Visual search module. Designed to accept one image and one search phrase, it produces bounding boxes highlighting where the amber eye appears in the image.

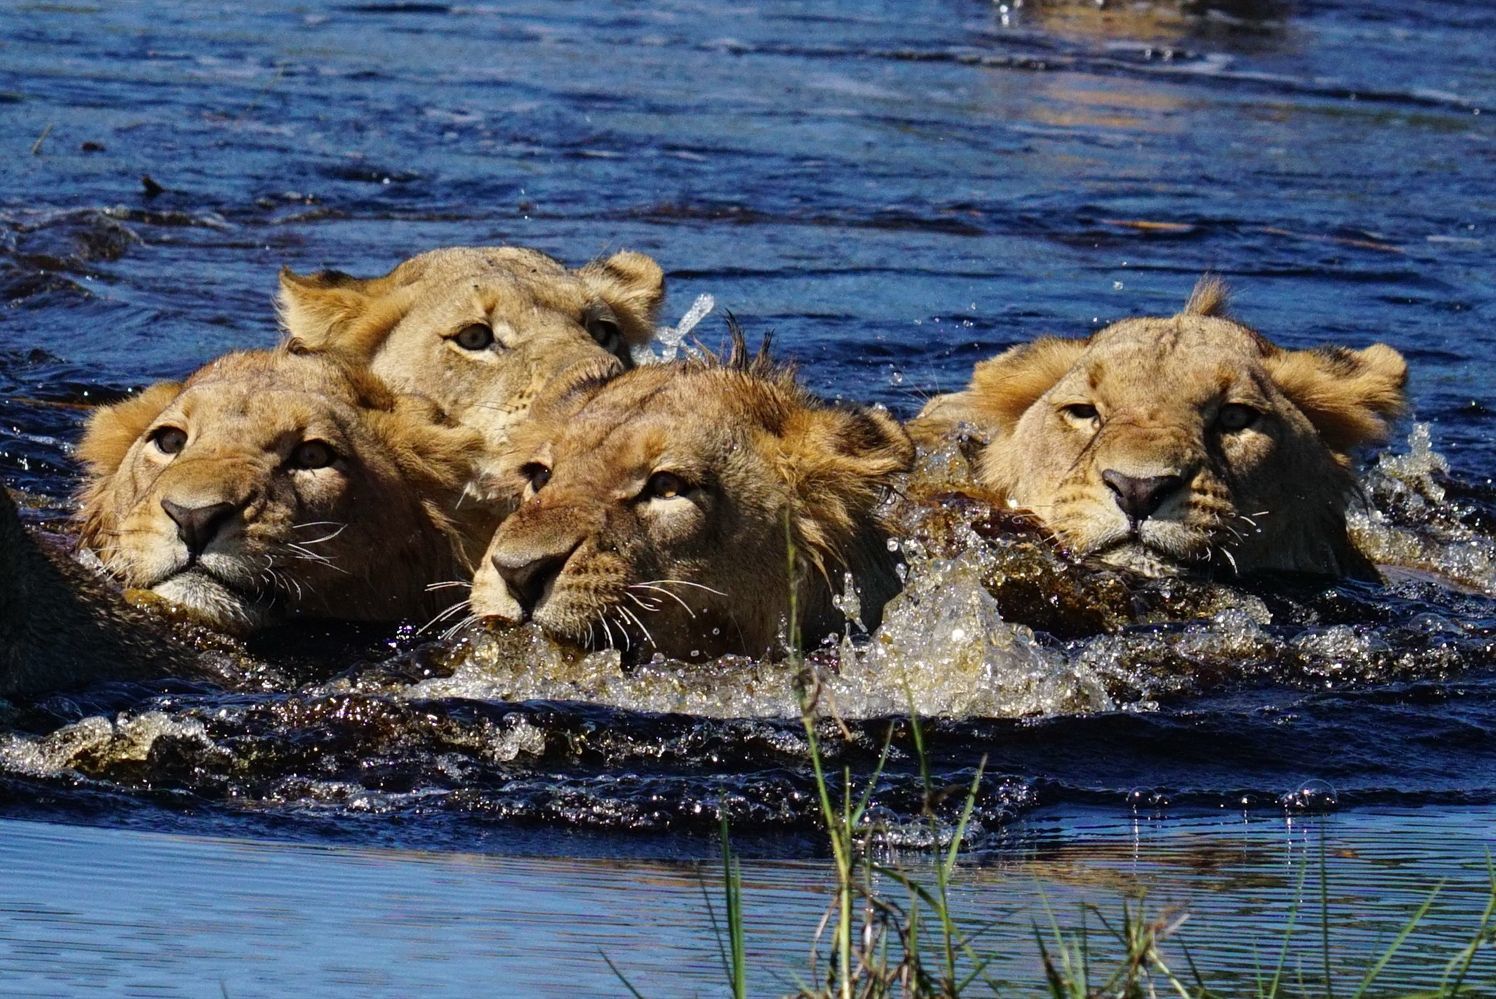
[645,471,686,500]
[454,323,495,351]
[521,462,551,492]
[290,440,337,470]
[586,313,623,352]
[150,426,188,456]
[1217,403,1260,432]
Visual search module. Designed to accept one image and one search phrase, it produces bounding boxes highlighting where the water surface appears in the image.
[1,0,1493,992]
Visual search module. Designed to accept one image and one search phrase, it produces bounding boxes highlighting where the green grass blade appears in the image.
[1349,881,1443,999]
[600,949,647,998]
[1266,859,1310,999]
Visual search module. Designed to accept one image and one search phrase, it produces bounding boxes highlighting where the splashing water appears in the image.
[1350,424,1496,594]
[635,293,716,364]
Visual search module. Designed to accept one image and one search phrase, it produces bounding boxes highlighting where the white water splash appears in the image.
[634,292,715,364]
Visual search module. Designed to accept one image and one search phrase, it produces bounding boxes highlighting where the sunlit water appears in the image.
[1,0,1493,992]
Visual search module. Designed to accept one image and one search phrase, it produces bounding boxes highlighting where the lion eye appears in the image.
[454,323,495,351]
[1217,403,1260,432]
[150,426,188,456]
[645,471,686,500]
[291,440,337,470]
[586,313,623,353]
[521,462,551,492]
[1060,403,1100,427]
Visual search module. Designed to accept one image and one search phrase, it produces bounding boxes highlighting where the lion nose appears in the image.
[1100,470,1184,526]
[491,543,578,617]
[160,498,237,557]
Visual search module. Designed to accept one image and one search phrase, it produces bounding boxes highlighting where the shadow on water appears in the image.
[2,0,1494,991]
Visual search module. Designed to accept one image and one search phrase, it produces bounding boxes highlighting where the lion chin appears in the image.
[1088,541,1193,578]
[146,569,276,634]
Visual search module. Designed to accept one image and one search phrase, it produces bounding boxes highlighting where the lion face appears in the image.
[76,349,486,632]
[912,279,1406,577]
[468,347,914,659]
[277,246,666,473]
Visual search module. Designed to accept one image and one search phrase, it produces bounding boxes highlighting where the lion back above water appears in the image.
[76,346,489,632]
[911,278,1407,578]
[468,337,916,659]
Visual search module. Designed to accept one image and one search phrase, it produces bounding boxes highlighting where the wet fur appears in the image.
[469,327,915,658]
[75,347,489,631]
[910,277,1407,578]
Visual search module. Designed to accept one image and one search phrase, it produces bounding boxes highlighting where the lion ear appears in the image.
[1266,343,1407,455]
[76,381,184,478]
[912,337,1087,445]
[276,263,415,355]
[779,404,914,568]
[577,250,666,347]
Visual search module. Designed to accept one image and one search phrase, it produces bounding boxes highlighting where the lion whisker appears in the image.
[625,592,662,615]
[419,598,472,635]
[295,525,348,547]
[441,613,478,643]
[618,605,656,649]
[425,579,472,592]
[646,578,728,598]
[629,583,693,617]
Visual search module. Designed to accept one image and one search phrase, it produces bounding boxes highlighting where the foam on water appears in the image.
[1350,425,1496,595]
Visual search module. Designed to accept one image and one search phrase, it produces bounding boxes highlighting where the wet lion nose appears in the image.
[1100,470,1184,525]
[160,498,237,556]
[491,544,576,616]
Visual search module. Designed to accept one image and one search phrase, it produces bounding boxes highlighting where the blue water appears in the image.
[2,0,1494,992]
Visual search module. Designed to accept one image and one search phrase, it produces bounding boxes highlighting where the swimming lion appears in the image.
[467,336,915,659]
[911,278,1407,578]
[76,346,489,633]
[277,245,666,475]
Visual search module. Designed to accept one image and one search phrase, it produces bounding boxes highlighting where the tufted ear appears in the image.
[1181,274,1231,317]
[276,262,416,356]
[577,250,666,347]
[1266,343,1407,457]
[76,381,183,480]
[777,403,914,573]
[910,337,1088,446]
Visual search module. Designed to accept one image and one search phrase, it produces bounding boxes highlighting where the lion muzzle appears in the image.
[159,497,239,557]
[1099,469,1185,527]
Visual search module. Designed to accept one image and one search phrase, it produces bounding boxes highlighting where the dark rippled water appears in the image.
[2,0,1494,991]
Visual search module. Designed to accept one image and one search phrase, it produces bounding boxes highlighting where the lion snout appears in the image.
[1099,469,1185,527]
[489,537,582,619]
[160,497,240,558]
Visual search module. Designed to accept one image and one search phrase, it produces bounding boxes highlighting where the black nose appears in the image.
[1100,470,1184,525]
[492,547,573,616]
[160,499,237,556]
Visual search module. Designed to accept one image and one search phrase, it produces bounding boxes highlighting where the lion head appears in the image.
[76,347,488,632]
[467,338,915,659]
[277,245,666,474]
[911,278,1407,578]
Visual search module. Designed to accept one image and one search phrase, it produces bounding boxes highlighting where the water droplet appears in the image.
[1127,787,1170,810]
[1280,779,1338,812]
